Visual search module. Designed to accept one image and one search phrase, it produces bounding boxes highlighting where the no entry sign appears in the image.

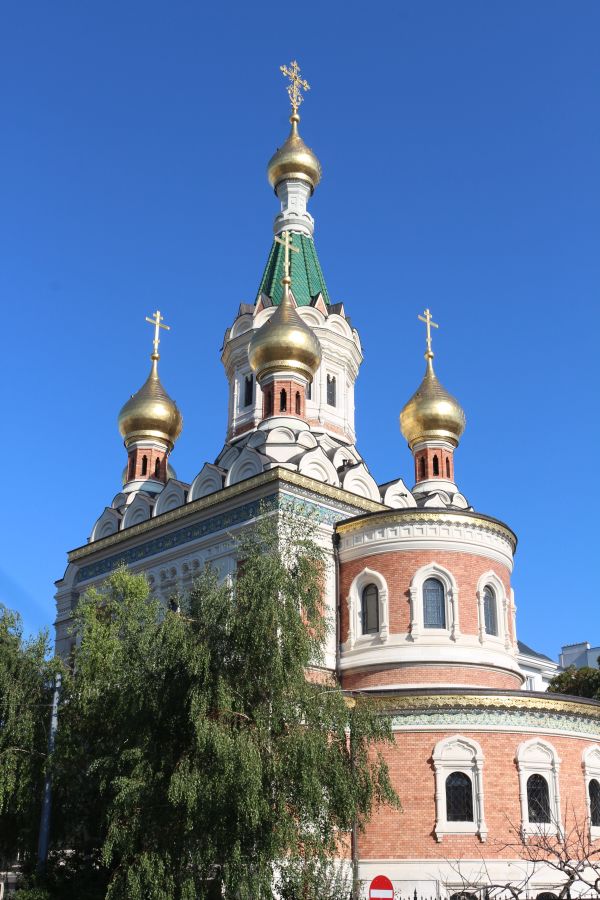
[369,874,394,899]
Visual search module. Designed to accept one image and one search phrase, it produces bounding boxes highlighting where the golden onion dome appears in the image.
[400,357,466,450]
[118,357,183,450]
[267,115,322,194]
[248,283,321,383]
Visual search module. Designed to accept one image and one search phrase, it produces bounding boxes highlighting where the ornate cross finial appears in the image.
[280,60,310,117]
[145,309,170,359]
[274,230,300,286]
[418,308,438,359]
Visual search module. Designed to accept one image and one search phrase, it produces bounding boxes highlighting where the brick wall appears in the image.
[359,729,596,860]
[343,666,520,690]
[340,550,512,641]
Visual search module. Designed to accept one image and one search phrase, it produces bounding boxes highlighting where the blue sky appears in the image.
[1,2,599,657]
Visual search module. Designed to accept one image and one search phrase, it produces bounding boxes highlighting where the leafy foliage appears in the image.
[48,512,399,898]
[0,605,58,870]
[276,856,352,900]
[548,665,600,700]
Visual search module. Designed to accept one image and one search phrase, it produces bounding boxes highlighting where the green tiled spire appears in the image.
[257,233,330,306]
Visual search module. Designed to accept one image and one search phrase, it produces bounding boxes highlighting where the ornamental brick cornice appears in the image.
[336,508,517,553]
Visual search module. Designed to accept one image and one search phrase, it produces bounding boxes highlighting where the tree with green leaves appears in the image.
[548,664,600,701]
[0,606,58,873]
[43,512,399,899]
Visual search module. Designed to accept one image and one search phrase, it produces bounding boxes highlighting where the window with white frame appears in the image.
[345,568,389,650]
[326,374,336,406]
[361,583,379,635]
[424,577,446,629]
[446,771,474,821]
[582,746,600,839]
[476,571,510,648]
[409,564,460,641]
[590,780,600,828]
[483,586,498,636]
[527,773,551,823]
[243,374,253,407]
[432,736,487,842]
[516,739,562,836]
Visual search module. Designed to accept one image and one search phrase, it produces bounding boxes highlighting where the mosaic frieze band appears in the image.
[69,467,384,563]
[391,706,600,738]
[74,492,349,585]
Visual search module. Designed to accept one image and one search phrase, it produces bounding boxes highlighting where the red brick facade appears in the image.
[343,666,521,690]
[126,446,168,483]
[358,727,599,859]
[414,445,455,483]
[261,377,306,420]
[340,550,512,641]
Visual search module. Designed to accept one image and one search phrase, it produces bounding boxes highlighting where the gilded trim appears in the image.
[69,467,386,563]
[364,691,600,719]
[336,509,517,551]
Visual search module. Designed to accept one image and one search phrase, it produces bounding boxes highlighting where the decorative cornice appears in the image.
[336,508,517,553]
[359,690,600,720]
[67,467,386,565]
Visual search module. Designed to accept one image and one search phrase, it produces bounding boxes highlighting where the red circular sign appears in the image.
[369,875,394,899]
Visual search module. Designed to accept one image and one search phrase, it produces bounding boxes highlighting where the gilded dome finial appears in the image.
[418,307,438,366]
[145,309,170,361]
[274,227,299,288]
[280,59,310,120]
[267,60,322,194]
[118,311,183,450]
[399,310,466,450]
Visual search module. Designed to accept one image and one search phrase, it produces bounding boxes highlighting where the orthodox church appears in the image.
[55,64,600,896]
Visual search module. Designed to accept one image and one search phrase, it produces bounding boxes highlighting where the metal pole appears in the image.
[37,673,61,872]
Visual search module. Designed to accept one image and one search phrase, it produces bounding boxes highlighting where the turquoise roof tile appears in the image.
[257,233,330,306]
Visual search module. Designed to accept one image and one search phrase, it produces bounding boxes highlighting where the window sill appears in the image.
[435,822,487,842]
[521,822,561,838]
[355,632,386,646]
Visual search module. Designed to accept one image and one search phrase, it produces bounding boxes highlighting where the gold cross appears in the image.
[145,309,170,357]
[280,60,310,116]
[274,230,299,285]
[418,308,438,357]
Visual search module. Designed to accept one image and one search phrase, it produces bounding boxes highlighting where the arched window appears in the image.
[423,577,446,629]
[483,586,498,636]
[244,374,253,407]
[589,778,600,827]
[128,456,135,480]
[266,390,273,417]
[141,455,148,476]
[295,391,301,415]
[433,455,440,476]
[446,457,451,478]
[306,381,312,400]
[418,456,426,479]
[432,736,486,840]
[527,773,551,823]
[154,457,161,478]
[326,374,336,406]
[361,584,379,635]
[445,772,473,822]
[280,389,287,412]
